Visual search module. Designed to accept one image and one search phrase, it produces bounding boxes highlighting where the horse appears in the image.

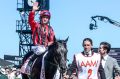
[22,37,69,79]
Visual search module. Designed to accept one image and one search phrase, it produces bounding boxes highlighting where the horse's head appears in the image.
[53,37,69,73]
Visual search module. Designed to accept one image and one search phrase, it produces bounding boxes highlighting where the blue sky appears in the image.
[0,0,120,63]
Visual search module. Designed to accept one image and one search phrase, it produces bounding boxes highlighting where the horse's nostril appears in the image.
[60,67,66,73]
[63,69,66,73]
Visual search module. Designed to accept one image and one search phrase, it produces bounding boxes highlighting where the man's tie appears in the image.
[86,52,89,56]
[101,56,105,60]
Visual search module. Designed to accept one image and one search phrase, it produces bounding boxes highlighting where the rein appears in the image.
[45,60,58,67]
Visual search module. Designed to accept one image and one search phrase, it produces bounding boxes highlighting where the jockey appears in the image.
[28,2,55,66]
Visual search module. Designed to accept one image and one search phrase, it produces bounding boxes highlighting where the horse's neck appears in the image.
[44,49,59,78]
[45,53,58,79]
[45,49,57,64]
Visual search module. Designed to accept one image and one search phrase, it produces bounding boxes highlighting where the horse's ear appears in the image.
[65,36,69,43]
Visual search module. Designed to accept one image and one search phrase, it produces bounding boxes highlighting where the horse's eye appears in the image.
[63,43,67,48]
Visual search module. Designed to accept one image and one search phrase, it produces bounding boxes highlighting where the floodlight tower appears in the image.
[16,0,49,57]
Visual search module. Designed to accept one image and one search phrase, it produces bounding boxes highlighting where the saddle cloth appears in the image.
[20,56,31,75]
[20,45,46,75]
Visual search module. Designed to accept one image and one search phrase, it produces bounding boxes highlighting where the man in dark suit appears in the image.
[98,42,120,79]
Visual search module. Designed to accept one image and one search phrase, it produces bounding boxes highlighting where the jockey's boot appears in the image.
[28,54,38,67]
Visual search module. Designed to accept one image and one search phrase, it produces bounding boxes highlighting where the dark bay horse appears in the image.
[22,37,68,79]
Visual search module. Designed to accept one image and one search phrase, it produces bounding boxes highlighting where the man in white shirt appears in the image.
[98,42,120,79]
[101,54,108,68]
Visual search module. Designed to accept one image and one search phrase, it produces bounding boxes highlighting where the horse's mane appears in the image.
[48,39,63,51]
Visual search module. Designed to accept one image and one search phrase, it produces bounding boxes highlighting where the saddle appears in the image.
[20,49,47,75]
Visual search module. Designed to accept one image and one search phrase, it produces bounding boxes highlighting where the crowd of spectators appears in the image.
[0,65,22,79]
